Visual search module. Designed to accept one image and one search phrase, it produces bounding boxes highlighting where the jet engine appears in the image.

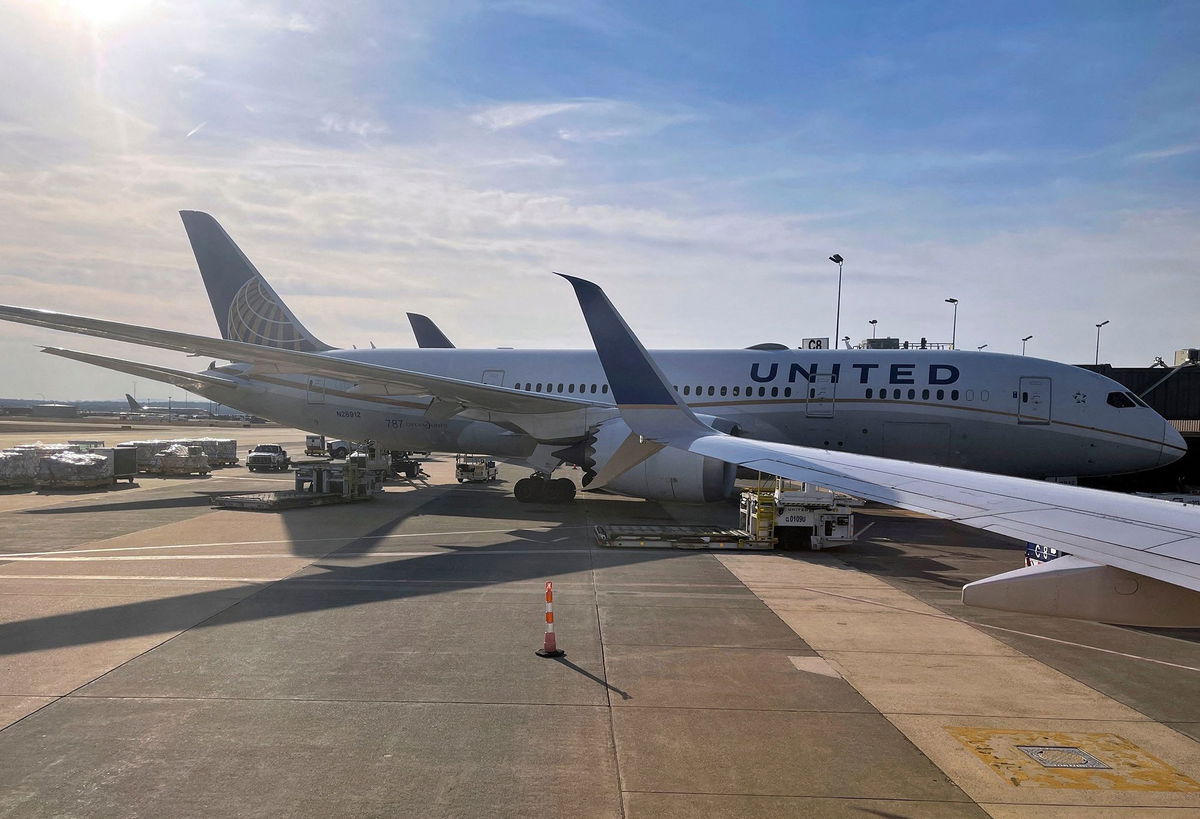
[554,417,737,503]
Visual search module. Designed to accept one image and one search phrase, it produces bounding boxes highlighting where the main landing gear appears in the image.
[514,474,577,504]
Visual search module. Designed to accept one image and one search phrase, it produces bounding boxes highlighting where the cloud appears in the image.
[471,102,586,131]
[170,64,205,81]
[1131,143,1200,162]
[319,114,388,137]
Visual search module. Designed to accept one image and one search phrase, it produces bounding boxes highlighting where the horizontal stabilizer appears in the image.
[42,348,240,394]
[963,556,1200,627]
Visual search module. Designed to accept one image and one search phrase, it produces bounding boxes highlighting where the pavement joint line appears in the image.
[771,582,1200,673]
[588,515,628,817]
[0,525,591,556]
[620,789,979,804]
[64,694,618,709]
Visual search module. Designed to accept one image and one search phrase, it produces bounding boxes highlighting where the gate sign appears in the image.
[801,337,829,350]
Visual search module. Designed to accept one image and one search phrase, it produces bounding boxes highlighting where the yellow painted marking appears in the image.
[947,727,1200,792]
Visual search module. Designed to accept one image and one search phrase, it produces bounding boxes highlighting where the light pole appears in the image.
[1095,320,1109,365]
[868,319,877,339]
[944,298,958,349]
[1021,335,1033,356]
[977,344,988,351]
[829,254,844,347]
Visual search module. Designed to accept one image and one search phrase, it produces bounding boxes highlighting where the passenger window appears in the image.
[936,389,944,400]
[536,383,542,391]
[921,389,929,400]
[907,389,915,399]
[733,386,740,396]
[602,385,608,394]
[784,387,792,397]
[966,389,974,401]
[981,389,989,401]
[893,389,901,399]
[1107,391,1136,408]
[951,390,959,400]
[759,387,766,397]
[568,384,574,393]
[866,388,873,399]
[771,387,779,397]
[683,386,690,396]
[708,386,715,396]
[720,386,727,396]
[809,388,815,398]
[590,384,597,393]
[557,384,564,393]
[1022,391,1028,402]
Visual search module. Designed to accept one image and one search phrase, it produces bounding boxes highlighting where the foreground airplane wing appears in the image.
[0,305,605,415]
[560,274,1200,627]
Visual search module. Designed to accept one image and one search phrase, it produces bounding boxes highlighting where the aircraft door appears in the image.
[1017,377,1051,424]
[806,374,836,418]
[306,377,325,404]
[481,369,505,387]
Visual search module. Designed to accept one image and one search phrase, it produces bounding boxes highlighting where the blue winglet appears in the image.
[556,273,680,407]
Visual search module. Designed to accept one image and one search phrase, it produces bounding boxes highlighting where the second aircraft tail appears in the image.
[180,211,332,352]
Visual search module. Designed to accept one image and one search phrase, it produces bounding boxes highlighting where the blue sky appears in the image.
[0,0,1197,399]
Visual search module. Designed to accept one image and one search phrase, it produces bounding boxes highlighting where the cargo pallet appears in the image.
[210,490,366,511]
[594,524,773,550]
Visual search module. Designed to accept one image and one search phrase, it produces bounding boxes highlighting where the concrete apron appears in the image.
[719,553,1200,814]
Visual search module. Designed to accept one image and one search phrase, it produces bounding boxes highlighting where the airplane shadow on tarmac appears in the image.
[0,483,712,658]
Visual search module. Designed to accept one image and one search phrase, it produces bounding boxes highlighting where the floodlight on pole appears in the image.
[868,319,877,339]
[1095,320,1110,365]
[829,254,844,346]
[1021,335,1033,356]
[945,298,958,349]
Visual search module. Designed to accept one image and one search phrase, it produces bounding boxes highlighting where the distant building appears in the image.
[30,403,79,418]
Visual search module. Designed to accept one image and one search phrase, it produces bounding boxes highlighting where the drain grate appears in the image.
[1016,745,1110,770]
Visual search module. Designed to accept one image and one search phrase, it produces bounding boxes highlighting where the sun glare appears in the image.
[57,0,152,26]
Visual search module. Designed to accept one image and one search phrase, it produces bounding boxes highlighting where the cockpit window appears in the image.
[1107,391,1136,408]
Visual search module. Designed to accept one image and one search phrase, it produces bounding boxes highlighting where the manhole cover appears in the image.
[1017,745,1110,769]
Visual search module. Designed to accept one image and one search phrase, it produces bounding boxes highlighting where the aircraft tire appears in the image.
[514,477,545,503]
[549,478,576,503]
[332,447,348,459]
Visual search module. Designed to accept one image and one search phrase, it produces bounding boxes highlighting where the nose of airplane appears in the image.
[1160,421,1188,467]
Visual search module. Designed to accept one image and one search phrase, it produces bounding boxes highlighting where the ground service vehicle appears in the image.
[455,455,497,483]
[305,435,327,456]
[247,444,290,472]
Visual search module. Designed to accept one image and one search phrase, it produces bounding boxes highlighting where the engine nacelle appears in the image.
[556,417,736,503]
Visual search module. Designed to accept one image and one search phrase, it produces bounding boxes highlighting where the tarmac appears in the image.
[0,421,1197,817]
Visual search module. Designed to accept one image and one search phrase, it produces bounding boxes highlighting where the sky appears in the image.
[0,0,1197,400]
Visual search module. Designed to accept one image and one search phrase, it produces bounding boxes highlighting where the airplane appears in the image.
[124,393,212,419]
[171,211,1182,497]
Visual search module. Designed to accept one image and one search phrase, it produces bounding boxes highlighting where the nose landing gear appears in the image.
[514,474,577,504]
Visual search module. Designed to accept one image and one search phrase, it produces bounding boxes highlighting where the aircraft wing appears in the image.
[0,305,605,415]
[560,274,1200,626]
[42,347,243,394]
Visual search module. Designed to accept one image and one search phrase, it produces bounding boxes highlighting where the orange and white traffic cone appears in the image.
[536,580,565,658]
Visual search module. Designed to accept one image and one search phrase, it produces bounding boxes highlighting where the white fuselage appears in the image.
[197,348,1184,479]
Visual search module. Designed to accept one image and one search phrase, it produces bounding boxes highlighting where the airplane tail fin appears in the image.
[179,211,333,352]
[125,393,143,411]
[407,313,456,348]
